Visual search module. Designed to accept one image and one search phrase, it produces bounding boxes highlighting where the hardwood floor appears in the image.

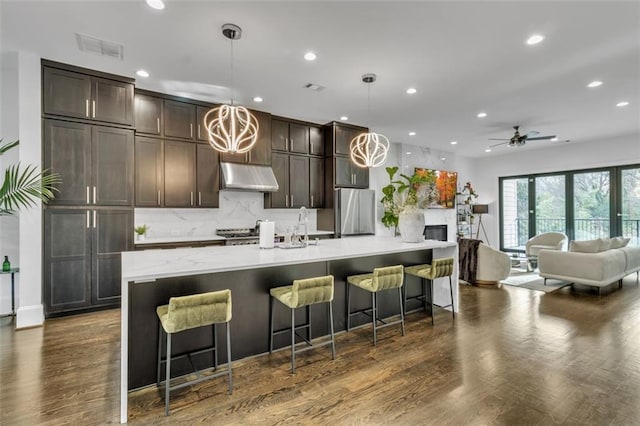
[2,275,640,425]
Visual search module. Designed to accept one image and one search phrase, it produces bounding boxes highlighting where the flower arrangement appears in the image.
[381,166,439,229]
[459,181,479,204]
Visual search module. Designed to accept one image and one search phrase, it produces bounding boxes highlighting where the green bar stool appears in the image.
[156,289,233,416]
[269,275,336,373]
[404,257,455,325]
[346,265,405,346]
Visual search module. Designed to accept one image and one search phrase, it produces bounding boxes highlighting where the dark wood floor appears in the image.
[2,275,640,425]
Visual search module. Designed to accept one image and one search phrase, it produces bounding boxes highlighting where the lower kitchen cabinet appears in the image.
[44,208,133,316]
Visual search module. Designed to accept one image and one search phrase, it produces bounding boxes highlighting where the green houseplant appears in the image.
[0,139,60,215]
[381,166,439,233]
[134,224,150,240]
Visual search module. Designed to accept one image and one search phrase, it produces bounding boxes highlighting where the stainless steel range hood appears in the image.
[220,162,279,192]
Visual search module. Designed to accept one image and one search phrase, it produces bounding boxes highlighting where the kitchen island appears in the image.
[119,236,457,423]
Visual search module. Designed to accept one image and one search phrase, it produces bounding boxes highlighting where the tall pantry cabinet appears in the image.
[42,60,134,316]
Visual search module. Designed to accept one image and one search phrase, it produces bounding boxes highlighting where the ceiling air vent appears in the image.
[75,33,124,60]
[304,83,326,92]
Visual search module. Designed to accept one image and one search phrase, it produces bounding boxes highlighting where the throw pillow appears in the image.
[609,236,631,249]
[569,238,611,253]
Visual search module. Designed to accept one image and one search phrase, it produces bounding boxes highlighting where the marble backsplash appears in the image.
[135,190,318,238]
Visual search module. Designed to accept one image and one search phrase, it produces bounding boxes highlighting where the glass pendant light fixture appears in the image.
[204,23,259,154]
[349,73,389,168]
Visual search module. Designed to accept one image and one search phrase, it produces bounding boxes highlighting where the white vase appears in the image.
[398,210,425,243]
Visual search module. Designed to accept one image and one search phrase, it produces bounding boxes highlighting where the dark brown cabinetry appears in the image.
[309,157,324,208]
[271,118,310,154]
[134,136,163,207]
[196,144,220,207]
[164,99,196,140]
[220,110,272,165]
[334,125,364,156]
[164,140,196,207]
[266,153,310,208]
[44,119,134,206]
[43,64,134,126]
[325,122,369,189]
[196,106,213,143]
[44,208,133,314]
[309,126,324,156]
[335,156,369,188]
[134,94,162,135]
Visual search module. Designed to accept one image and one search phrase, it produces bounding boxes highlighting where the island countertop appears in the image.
[122,236,456,283]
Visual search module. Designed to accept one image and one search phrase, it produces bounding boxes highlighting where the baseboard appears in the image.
[16,304,44,329]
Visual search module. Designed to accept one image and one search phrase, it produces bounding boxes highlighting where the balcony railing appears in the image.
[503,218,640,249]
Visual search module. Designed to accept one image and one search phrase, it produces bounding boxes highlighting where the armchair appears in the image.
[525,232,568,271]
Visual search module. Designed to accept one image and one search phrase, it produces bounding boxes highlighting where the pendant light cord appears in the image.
[229,37,234,106]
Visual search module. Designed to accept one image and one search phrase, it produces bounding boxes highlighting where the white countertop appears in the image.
[134,230,334,245]
[122,236,456,282]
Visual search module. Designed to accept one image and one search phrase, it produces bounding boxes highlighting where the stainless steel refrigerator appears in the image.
[334,188,376,237]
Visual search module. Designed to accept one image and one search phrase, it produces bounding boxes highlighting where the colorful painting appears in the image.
[415,168,458,209]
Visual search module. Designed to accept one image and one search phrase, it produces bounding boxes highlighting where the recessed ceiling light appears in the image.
[252,96,263,103]
[616,101,629,107]
[136,69,149,78]
[485,148,491,153]
[304,51,317,61]
[406,151,412,155]
[340,115,349,121]
[440,157,446,161]
[477,112,487,118]
[450,141,458,145]
[408,131,416,136]
[526,34,545,45]
[550,137,558,142]
[587,80,603,88]
[406,87,417,95]
[146,0,165,10]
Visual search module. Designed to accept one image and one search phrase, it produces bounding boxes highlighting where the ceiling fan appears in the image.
[489,125,556,147]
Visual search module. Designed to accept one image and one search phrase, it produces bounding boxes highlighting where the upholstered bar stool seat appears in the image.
[346,265,405,346]
[269,275,336,373]
[156,289,233,416]
[404,257,455,325]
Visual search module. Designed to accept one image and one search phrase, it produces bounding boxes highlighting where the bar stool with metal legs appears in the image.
[156,289,233,416]
[269,275,336,373]
[346,265,405,345]
[404,257,455,325]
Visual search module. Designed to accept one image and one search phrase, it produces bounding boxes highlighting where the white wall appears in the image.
[464,135,640,248]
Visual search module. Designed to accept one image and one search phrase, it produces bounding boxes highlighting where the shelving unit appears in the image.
[456,193,473,239]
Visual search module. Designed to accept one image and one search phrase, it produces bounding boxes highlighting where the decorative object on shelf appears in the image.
[455,182,479,239]
[381,166,438,241]
[134,224,150,241]
[472,204,490,244]
[0,138,60,215]
[2,256,10,272]
[349,73,389,168]
[460,181,479,204]
[414,168,458,208]
[203,23,259,154]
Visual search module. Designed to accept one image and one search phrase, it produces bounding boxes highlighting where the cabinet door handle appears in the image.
[291,194,294,207]
[85,99,90,117]
[190,191,194,206]
[248,152,252,163]
[86,210,90,228]
[157,190,161,206]
[198,191,202,206]
[285,194,289,208]
[93,210,97,229]
[92,100,96,118]
[86,186,90,204]
[157,118,160,133]
[311,195,314,207]
[190,123,193,138]
[285,138,288,151]
[197,124,201,139]
[93,186,97,204]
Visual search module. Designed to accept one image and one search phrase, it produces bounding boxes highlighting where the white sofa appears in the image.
[538,237,640,293]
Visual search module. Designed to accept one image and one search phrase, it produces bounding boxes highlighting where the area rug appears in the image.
[501,269,573,293]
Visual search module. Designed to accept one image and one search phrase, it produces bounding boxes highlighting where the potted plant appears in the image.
[381,166,439,242]
[0,139,60,215]
[134,224,150,241]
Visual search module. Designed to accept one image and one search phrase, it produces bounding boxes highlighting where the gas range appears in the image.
[216,228,260,246]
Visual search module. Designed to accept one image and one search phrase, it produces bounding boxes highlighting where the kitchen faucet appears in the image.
[292,206,309,247]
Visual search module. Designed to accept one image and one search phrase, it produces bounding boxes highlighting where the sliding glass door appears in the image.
[573,170,610,240]
[620,167,640,245]
[500,164,638,251]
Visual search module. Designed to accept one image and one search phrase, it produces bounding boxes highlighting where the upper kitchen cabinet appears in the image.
[44,119,134,206]
[43,62,134,126]
[220,109,272,165]
[323,122,370,190]
[332,123,367,156]
[134,93,162,135]
[272,118,309,155]
[196,144,220,208]
[164,99,196,140]
[164,140,197,207]
[196,105,214,143]
[309,126,324,156]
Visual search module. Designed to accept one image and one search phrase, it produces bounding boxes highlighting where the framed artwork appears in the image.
[414,168,458,209]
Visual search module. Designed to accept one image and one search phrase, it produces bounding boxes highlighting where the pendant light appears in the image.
[349,73,389,168]
[204,23,259,154]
